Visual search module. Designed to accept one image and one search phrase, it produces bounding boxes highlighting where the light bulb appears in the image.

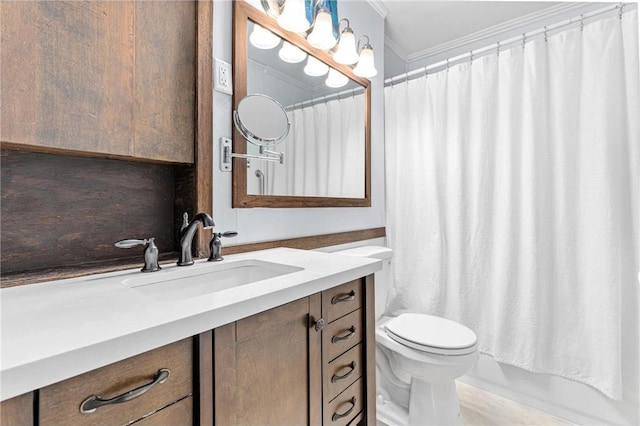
[354,45,377,78]
[249,24,281,50]
[277,0,310,33]
[304,56,329,76]
[333,28,359,65]
[325,68,348,88]
[307,9,337,50]
[279,41,307,63]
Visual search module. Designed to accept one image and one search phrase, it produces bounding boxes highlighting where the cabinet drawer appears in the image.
[135,396,193,425]
[324,309,363,362]
[324,378,363,426]
[39,338,193,426]
[323,279,363,323]
[326,344,363,402]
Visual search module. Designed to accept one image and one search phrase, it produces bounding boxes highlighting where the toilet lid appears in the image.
[385,313,477,355]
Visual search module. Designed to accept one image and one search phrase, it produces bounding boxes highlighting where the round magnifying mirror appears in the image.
[233,94,290,147]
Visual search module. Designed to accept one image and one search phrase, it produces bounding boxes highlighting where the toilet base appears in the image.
[377,379,462,426]
[409,378,461,425]
[377,397,408,426]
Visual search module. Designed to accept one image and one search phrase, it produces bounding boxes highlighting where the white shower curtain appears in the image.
[385,12,639,400]
[266,94,365,198]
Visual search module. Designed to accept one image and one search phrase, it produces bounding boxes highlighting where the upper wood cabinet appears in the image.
[0,1,195,164]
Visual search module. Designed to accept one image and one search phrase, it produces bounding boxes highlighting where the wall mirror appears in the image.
[233,0,371,208]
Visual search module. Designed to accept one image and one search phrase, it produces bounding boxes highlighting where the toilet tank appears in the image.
[333,246,393,320]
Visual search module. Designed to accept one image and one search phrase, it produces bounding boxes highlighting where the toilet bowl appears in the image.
[335,246,478,426]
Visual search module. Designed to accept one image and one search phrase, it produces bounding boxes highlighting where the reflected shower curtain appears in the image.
[384,13,639,400]
[267,94,364,198]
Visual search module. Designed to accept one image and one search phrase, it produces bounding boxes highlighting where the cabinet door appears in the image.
[1,1,134,157]
[0,1,195,164]
[0,392,33,426]
[214,296,322,426]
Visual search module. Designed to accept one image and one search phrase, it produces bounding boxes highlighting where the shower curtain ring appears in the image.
[522,33,526,49]
[618,3,624,19]
[544,26,548,42]
[496,41,500,57]
[446,59,450,71]
[469,50,474,64]
[580,14,584,31]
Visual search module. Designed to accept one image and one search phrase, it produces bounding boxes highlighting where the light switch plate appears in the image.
[214,58,233,95]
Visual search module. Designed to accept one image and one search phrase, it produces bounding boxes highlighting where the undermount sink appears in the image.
[122,259,303,302]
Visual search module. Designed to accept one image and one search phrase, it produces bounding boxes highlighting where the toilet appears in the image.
[335,246,478,426]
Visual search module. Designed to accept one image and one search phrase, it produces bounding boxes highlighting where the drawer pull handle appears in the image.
[331,362,356,383]
[332,397,356,422]
[331,291,356,305]
[80,368,170,414]
[332,326,356,344]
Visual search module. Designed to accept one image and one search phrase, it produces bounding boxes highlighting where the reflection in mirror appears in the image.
[245,20,365,199]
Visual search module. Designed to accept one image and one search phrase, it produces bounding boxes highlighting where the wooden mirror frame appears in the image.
[232,0,371,208]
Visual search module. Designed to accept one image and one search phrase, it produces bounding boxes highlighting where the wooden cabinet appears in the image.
[39,338,193,426]
[214,296,323,426]
[0,392,33,426]
[0,1,195,164]
[213,276,375,426]
[321,279,366,426]
[0,276,374,426]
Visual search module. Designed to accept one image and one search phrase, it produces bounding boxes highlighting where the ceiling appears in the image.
[380,1,564,60]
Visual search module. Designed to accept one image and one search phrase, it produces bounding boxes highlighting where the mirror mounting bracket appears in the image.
[220,137,284,172]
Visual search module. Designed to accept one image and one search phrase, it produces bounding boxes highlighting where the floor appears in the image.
[457,382,572,426]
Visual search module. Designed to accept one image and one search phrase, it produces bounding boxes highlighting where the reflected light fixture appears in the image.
[325,68,348,88]
[276,0,311,33]
[279,41,307,63]
[333,19,358,65]
[353,35,377,78]
[249,23,281,50]
[304,56,329,76]
[307,6,337,50]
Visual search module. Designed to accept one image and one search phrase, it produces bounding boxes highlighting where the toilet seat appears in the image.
[384,313,477,356]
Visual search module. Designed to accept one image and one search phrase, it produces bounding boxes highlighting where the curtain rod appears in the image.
[285,86,365,111]
[384,2,636,86]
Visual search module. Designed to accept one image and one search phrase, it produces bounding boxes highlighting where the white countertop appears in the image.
[0,248,381,401]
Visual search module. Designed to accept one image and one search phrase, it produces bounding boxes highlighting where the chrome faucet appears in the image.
[178,212,215,266]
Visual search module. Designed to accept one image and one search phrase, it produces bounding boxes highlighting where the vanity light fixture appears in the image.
[276,0,310,33]
[249,23,281,49]
[332,19,359,65]
[279,41,307,63]
[259,0,376,80]
[304,56,329,76]
[353,35,377,78]
[307,5,337,50]
[325,68,348,88]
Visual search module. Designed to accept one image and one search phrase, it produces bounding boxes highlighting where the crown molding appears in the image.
[365,0,389,19]
[403,3,594,64]
[384,34,407,62]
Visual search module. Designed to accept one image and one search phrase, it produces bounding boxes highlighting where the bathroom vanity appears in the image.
[0,248,380,426]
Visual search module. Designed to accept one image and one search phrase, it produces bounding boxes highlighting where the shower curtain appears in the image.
[266,94,364,198]
[384,12,639,401]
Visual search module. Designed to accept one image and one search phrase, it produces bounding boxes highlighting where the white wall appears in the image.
[212,0,385,245]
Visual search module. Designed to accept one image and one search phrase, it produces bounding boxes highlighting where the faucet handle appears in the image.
[115,238,161,273]
[208,231,238,262]
[115,239,148,248]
